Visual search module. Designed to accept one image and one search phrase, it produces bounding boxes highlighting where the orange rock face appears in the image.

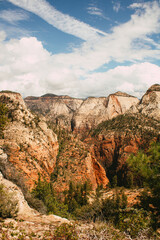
[0,91,109,191]
[88,131,158,185]
[0,92,58,189]
[92,135,139,170]
[90,154,109,187]
[51,135,109,192]
[1,85,159,192]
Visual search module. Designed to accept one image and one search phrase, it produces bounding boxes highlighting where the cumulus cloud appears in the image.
[7,0,107,41]
[0,1,160,98]
[0,32,159,98]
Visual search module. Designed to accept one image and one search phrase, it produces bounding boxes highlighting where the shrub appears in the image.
[0,102,9,137]
[31,174,69,218]
[74,199,102,221]
[53,223,78,240]
[0,184,18,218]
[118,208,150,238]
[127,142,160,229]
[101,197,118,223]
[25,192,47,214]
[64,181,91,214]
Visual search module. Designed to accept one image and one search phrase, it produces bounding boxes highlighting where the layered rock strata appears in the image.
[73,92,139,132]
[25,92,139,132]
[25,94,83,130]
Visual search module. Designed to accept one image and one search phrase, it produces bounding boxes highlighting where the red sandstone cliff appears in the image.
[0,91,58,188]
[0,91,109,191]
[0,85,159,191]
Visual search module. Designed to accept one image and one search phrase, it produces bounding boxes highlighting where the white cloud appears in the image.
[87,6,109,20]
[0,30,6,41]
[77,62,160,98]
[0,23,31,39]
[7,0,107,41]
[0,9,29,24]
[0,32,159,98]
[0,1,160,98]
[87,6,103,17]
[72,1,160,71]
[113,2,121,12]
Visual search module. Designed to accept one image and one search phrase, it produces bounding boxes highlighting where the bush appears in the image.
[74,190,128,224]
[127,142,160,229]
[64,181,91,214]
[53,223,78,240]
[101,197,118,223]
[118,208,150,238]
[31,174,69,218]
[25,192,47,214]
[0,102,8,137]
[74,199,102,221]
[0,184,18,218]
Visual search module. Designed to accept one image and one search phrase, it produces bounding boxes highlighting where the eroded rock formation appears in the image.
[138,84,160,120]
[73,92,139,132]
[0,85,159,191]
[0,91,58,188]
[25,94,83,130]
[25,91,139,133]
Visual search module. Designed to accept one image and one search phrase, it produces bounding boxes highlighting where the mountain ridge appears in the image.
[24,89,140,132]
[0,84,159,192]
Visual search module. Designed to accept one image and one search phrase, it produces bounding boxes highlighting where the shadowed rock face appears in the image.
[25,91,139,133]
[89,111,160,185]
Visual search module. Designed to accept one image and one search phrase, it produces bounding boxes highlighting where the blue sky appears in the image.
[0,0,160,98]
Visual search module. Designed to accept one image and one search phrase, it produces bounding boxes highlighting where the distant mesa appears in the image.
[41,93,58,98]
[24,96,39,100]
[40,94,73,99]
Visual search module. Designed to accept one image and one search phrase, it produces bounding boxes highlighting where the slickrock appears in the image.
[72,97,109,132]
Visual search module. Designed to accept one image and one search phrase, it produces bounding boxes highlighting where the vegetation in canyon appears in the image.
[0,86,160,239]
